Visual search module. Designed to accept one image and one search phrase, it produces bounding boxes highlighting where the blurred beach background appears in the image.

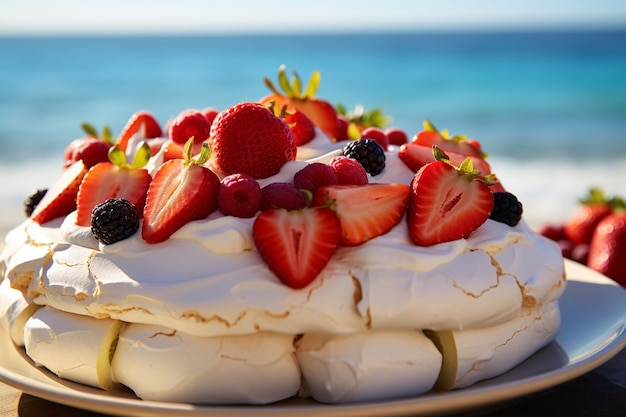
[0,0,625,237]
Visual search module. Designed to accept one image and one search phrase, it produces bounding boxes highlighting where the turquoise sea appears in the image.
[0,30,625,231]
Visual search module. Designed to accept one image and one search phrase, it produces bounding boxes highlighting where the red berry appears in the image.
[209,102,296,179]
[293,163,338,195]
[63,137,110,169]
[328,156,368,185]
[202,107,220,126]
[406,160,494,246]
[385,128,408,146]
[218,173,262,218]
[253,207,341,288]
[361,127,389,150]
[260,182,307,211]
[169,109,211,145]
[538,224,567,241]
[284,107,316,145]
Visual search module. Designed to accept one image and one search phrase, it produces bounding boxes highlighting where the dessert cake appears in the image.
[0,66,565,405]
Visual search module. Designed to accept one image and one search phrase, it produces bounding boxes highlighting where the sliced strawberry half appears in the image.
[407,152,495,246]
[117,111,162,152]
[399,142,492,175]
[313,183,410,246]
[142,141,220,244]
[75,145,152,226]
[252,207,341,289]
[412,120,486,159]
[31,160,88,224]
[261,65,340,140]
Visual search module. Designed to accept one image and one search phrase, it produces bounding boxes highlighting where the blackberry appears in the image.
[24,188,48,217]
[343,139,386,176]
[91,198,139,244]
[489,192,523,227]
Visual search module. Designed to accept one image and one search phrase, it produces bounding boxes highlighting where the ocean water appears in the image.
[1,31,625,232]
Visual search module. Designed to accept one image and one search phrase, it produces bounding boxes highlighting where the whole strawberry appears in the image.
[564,188,614,245]
[208,102,296,179]
[588,211,626,285]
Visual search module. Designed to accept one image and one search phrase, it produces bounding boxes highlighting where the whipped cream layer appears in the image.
[1,131,565,338]
[112,324,300,403]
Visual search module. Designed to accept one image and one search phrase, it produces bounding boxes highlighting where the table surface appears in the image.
[1,347,624,417]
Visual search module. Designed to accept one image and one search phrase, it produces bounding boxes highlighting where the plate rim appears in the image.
[1,259,625,417]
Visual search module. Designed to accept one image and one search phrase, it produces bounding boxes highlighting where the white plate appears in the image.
[1,259,625,417]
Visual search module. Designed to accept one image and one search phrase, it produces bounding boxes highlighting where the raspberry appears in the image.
[343,139,386,176]
[385,128,408,146]
[261,182,308,211]
[360,127,389,150]
[293,163,338,194]
[489,192,523,227]
[24,188,48,217]
[329,156,368,185]
[91,198,139,245]
[168,109,211,145]
[218,173,262,218]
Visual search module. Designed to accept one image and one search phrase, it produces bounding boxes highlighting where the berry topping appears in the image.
[343,139,386,176]
[23,188,48,218]
[489,192,524,227]
[385,128,409,146]
[284,107,316,146]
[63,136,111,169]
[407,149,495,246]
[30,161,88,225]
[208,102,296,179]
[412,120,486,159]
[202,107,220,126]
[360,127,389,150]
[293,162,338,195]
[260,182,308,211]
[252,207,341,288]
[262,65,340,140]
[142,140,220,244]
[91,198,140,245]
[117,111,162,152]
[313,183,410,246]
[218,173,262,218]
[76,145,152,227]
[168,109,212,145]
[328,156,369,185]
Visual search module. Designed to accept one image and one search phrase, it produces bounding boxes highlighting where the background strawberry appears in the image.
[587,211,626,285]
[564,188,614,245]
[252,207,341,288]
[208,102,296,179]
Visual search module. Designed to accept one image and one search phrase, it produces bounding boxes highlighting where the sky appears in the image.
[1,0,625,35]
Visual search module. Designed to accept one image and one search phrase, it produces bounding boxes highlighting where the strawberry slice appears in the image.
[76,145,152,227]
[252,207,341,288]
[117,111,162,152]
[142,140,221,244]
[407,149,495,246]
[399,142,492,175]
[412,120,486,159]
[31,160,88,224]
[261,65,340,140]
[313,183,410,246]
